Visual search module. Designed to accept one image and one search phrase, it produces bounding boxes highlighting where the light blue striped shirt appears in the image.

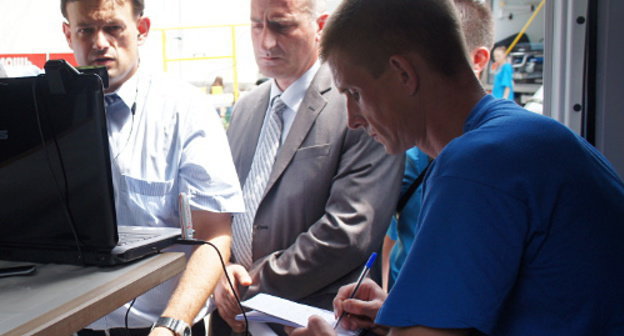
[90,68,244,329]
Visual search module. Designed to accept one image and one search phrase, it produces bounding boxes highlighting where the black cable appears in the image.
[112,112,135,161]
[31,78,85,264]
[111,83,139,160]
[176,239,250,336]
[395,159,432,215]
[124,297,137,336]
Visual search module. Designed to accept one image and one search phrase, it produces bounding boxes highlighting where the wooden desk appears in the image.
[0,252,186,336]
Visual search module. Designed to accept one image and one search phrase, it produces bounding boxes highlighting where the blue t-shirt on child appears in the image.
[492,63,514,101]
[377,95,624,336]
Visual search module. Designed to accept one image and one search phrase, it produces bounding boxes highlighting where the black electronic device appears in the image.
[0,60,179,266]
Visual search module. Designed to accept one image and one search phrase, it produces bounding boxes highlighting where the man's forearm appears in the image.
[159,211,233,327]
[161,234,231,324]
[381,235,396,292]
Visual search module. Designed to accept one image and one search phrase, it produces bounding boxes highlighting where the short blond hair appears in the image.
[453,0,494,52]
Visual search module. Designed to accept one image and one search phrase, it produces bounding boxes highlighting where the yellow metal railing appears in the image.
[505,0,546,57]
[155,24,249,102]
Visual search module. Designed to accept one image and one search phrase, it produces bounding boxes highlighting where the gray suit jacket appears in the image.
[227,65,403,308]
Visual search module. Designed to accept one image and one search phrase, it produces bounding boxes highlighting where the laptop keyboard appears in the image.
[117,231,161,246]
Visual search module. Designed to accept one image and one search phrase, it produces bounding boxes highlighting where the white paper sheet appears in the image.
[235,293,359,336]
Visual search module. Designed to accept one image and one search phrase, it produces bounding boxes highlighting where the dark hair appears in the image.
[61,0,145,19]
[453,0,494,52]
[321,0,470,78]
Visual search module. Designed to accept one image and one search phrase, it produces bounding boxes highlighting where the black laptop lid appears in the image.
[0,61,118,255]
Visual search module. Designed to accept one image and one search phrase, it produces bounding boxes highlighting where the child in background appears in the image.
[492,45,515,101]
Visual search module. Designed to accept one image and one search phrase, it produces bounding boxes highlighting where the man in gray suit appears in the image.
[212,0,403,333]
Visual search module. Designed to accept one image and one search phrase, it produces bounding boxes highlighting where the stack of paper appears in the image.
[235,293,360,336]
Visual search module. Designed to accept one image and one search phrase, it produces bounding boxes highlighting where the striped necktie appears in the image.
[232,95,287,268]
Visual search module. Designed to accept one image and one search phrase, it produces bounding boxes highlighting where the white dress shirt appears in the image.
[268,61,321,144]
[90,67,244,329]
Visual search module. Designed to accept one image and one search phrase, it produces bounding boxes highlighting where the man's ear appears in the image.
[388,55,419,95]
[470,47,490,78]
[62,22,73,49]
[137,16,151,45]
[316,13,329,37]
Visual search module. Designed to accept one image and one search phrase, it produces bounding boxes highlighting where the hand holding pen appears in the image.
[333,253,386,330]
[289,254,386,336]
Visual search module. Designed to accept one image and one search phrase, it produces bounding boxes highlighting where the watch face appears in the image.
[183,327,191,336]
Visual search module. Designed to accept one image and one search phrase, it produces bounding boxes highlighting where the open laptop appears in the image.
[0,60,180,266]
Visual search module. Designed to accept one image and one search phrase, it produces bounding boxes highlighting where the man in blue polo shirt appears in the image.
[289,0,624,335]
[382,0,496,291]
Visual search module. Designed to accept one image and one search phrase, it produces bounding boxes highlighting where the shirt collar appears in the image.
[104,67,140,110]
[464,94,516,133]
[269,61,321,112]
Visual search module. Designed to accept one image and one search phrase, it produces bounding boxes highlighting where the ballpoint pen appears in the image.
[333,252,378,330]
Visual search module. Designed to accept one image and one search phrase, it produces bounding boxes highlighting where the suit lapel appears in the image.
[235,84,271,185]
[263,66,333,194]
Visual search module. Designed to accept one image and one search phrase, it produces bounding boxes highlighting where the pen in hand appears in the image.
[333,252,378,330]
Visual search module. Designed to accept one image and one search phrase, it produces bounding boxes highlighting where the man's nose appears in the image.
[93,30,110,50]
[260,26,278,51]
[346,99,366,130]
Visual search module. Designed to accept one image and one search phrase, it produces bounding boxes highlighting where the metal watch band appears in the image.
[153,316,192,336]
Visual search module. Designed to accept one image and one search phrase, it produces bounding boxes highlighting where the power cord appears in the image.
[120,238,250,335]
[176,238,250,336]
[124,298,137,336]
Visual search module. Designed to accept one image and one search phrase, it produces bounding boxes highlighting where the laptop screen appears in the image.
[0,61,118,255]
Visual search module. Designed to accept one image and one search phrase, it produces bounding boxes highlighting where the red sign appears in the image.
[0,53,77,69]
[0,53,47,68]
[49,53,78,66]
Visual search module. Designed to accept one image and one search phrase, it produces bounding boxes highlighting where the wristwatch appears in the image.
[153,316,192,336]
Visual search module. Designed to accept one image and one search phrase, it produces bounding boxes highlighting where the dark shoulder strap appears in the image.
[396,159,432,214]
